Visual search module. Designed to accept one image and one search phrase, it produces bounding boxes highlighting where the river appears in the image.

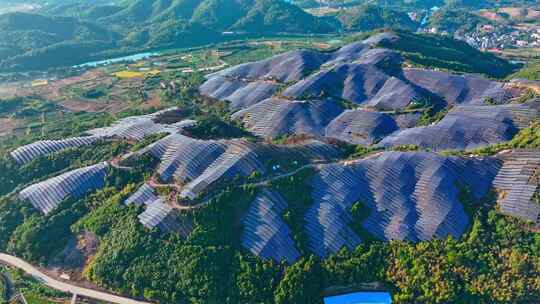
[73,52,160,68]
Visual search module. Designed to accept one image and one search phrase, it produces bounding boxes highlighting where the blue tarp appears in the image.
[323,291,392,304]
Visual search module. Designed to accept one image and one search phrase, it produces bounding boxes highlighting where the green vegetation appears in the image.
[0,0,339,71]
[428,7,490,34]
[0,272,8,302]
[183,115,253,140]
[510,60,540,80]
[0,12,119,71]
[0,266,69,303]
[270,168,315,255]
[349,201,378,243]
[445,121,540,156]
[338,5,418,31]
[0,97,57,119]
[342,144,383,159]
[2,154,153,264]
[81,87,107,99]
[415,106,448,127]
[393,144,421,152]
[274,255,323,304]
[7,191,103,264]
[0,4,538,303]
[378,30,517,78]
[1,143,538,304]
[515,89,540,104]
[0,0,525,76]
[85,192,537,304]
[0,197,36,252]
[83,185,261,303]
[0,140,129,197]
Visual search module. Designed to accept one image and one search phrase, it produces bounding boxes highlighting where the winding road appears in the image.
[0,253,151,304]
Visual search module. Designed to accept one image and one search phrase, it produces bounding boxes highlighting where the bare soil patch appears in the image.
[142,92,162,110]
[0,118,15,137]
[59,100,126,113]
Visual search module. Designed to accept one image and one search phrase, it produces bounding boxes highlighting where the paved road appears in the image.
[0,253,151,304]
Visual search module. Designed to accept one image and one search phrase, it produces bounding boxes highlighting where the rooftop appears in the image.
[323,291,392,304]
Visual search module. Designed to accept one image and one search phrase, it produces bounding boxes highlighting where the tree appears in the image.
[274,255,323,304]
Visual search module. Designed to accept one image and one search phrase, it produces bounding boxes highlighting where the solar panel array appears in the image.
[231,98,344,138]
[379,103,539,151]
[180,140,266,199]
[306,164,363,257]
[11,135,101,164]
[282,140,343,161]
[198,76,280,111]
[148,134,227,183]
[10,108,195,164]
[493,151,540,222]
[9,31,539,261]
[241,189,300,264]
[402,68,512,105]
[123,184,176,229]
[305,152,501,257]
[19,162,109,214]
[200,33,521,149]
[282,63,405,107]
[86,108,187,141]
[124,183,159,206]
[199,35,425,112]
[208,49,329,83]
[138,199,173,229]
[325,109,399,145]
[135,130,341,203]
[364,76,421,111]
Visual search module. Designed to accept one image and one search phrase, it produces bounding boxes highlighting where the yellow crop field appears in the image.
[31,79,48,87]
[113,70,145,78]
[132,61,146,67]
[113,69,160,78]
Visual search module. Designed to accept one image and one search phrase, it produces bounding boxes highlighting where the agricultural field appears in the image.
[478,7,540,23]
[0,34,345,143]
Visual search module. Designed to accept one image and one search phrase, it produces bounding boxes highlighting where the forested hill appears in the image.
[338,5,419,31]
[293,0,539,9]
[0,0,339,71]
[0,0,534,72]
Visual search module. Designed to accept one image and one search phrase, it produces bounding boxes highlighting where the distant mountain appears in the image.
[338,4,418,31]
[445,0,539,8]
[0,0,343,71]
[428,7,490,34]
[48,0,337,34]
[1,0,531,71]
[0,12,120,69]
[294,0,538,9]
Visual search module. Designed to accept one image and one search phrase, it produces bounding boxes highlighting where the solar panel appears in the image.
[19,162,109,214]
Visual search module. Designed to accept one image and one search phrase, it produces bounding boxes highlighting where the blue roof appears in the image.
[323,292,392,304]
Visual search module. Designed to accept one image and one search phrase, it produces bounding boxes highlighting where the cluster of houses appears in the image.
[458,25,540,50]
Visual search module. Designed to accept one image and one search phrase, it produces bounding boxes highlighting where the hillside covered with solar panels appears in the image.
[1,29,539,304]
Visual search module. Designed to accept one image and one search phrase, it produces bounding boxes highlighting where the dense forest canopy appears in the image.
[3,0,536,71]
